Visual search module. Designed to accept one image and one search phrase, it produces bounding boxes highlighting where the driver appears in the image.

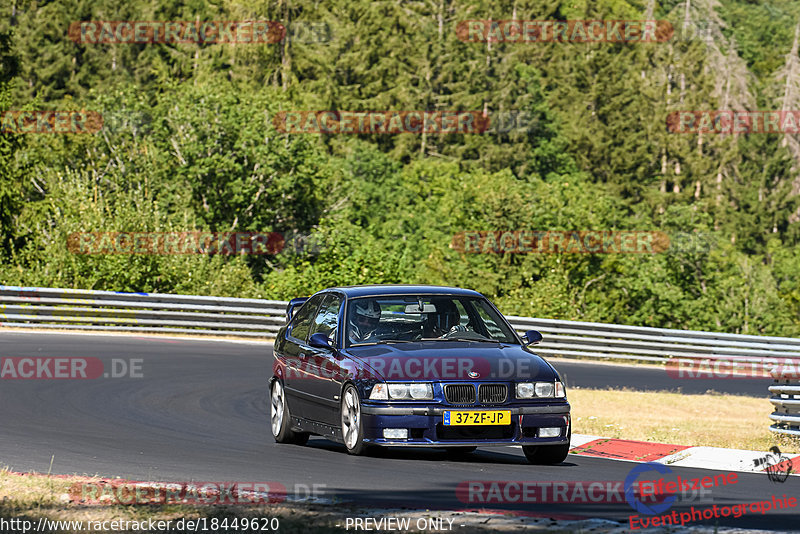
[348,300,381,344]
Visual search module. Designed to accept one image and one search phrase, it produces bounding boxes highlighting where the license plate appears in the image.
[443,410,511,426]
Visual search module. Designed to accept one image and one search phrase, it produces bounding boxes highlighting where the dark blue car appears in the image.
[270,285,570,464]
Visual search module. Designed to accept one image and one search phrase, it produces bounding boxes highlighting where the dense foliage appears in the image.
[2,0,800,335]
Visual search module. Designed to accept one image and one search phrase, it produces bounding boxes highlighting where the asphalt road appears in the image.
[0,331,794,531]
[552,359,774,397]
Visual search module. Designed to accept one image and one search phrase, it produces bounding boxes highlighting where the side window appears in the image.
[309,294,342,340]
[472,299,514,341]
[289,294,324,342]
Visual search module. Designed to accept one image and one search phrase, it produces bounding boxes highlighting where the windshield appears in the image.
[345,295,518,347]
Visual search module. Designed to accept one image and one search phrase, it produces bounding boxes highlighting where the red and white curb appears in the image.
[569,434,799,476]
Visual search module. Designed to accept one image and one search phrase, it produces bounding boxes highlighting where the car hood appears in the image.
[343,341,558,382]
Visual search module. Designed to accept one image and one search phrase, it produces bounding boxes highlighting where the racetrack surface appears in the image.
[0,331,794,531]
[552,358,773,397]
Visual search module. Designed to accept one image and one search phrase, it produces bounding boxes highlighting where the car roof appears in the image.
[323,284,484,299]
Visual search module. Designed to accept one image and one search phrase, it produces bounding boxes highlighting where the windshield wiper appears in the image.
[351,339,416,346]
[421,337,502,343]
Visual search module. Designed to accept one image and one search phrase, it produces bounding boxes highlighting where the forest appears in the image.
[2,0,800,336]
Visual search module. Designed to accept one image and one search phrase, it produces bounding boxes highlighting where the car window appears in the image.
[289,294,324,342]
[453,299,470,328]
[345,295,517,346]
[309,294,342,340]
[472,299,515,341]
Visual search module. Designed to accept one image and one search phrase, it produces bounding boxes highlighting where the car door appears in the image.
[282,293,324,420]
[303,293,346,426]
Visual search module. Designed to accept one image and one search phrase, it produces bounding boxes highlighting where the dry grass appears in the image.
[0,471,568,533]
[0,470,347,534]
[569,388,800,453]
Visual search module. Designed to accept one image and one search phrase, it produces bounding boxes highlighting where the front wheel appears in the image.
[270,380,309,445]
[341,385,368,455]
[522,443,570,464]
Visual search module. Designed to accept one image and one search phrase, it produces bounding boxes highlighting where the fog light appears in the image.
[539,427,561,438]
[383,428,408,439]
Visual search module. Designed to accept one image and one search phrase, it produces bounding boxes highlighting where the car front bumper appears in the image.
[360,402,570,447]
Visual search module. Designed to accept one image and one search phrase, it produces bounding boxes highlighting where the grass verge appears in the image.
[0,470,345,533]
[0,471,584,533]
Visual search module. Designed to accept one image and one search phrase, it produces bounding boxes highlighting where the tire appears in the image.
[522,443,570,464]
[445,446,477,456]
[341,384,368,455]
[270,380,309,445]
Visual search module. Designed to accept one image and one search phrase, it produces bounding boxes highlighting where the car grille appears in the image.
[479,384,507,404]
[444,384,476,405]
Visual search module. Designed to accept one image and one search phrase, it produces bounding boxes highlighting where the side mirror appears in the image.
[523,330,543,345]
[309,332,334,349]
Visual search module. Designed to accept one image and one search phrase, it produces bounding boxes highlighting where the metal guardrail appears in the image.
[506,316,800,364]
[0,285,287,337]
[1,285,798,435]
[769,368,800,437]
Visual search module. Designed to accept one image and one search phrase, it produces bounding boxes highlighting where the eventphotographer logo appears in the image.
[754,447,794,483]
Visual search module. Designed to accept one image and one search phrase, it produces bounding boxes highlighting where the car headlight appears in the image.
[516,382,535,399]
[371,383,433,400]
[535,382,554,397]
[409,383,433,399]
[516,381,565,399]
[388,383,409,399]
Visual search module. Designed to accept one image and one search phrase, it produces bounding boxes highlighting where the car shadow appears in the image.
[303,438,578,466]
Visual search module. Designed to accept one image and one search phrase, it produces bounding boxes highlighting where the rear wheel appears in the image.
[341,385,368,455]
[270,380,309,445]
[522,443,570,464]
